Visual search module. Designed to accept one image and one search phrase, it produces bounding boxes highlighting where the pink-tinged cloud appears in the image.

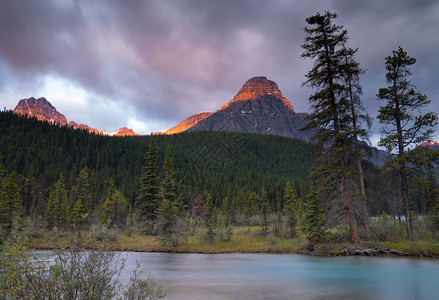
[0,0,438,136]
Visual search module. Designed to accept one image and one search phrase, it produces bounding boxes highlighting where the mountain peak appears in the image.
[420,140,439,148]
[111,127,140,136]
[13,97,68,126]
[220,76,294,111]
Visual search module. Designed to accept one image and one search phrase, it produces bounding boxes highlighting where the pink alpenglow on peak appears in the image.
[220,76,294,111]
[420,140,439,147]
[13,97,68,126]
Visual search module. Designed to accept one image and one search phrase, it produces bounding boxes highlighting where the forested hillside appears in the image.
[0,110,316,212]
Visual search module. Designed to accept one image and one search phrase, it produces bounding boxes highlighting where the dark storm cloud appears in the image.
[1,0,438,136]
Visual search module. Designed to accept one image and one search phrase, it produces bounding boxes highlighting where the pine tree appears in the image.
[70,168,91,229]
[45,174,68,234]
[76,167,92,208]
[0,171,21,231]
[101,189,129,227]
[157,145,180,243]
[301,190,327,244]
[0,155,5,228]
[245,191,259,232]
[339,43,372,240]
[71,197,87,229]
[218,189,234,242]
[221,187,234,224]
[283,182,300,238]
[0,153,5,180]
[301,11,359,243]
[204,191,215,243]
[377,47,438,238]
[161,146,177,204]
[260,188,269,235]
[138,135,160,226]
[274,191,283,236]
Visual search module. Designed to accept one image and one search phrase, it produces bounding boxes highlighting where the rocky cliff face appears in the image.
[13,97,139,136]
[163,111,213,135]
[13,97,68,126]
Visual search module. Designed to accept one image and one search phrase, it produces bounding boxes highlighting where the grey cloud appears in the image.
[0,0,438,137]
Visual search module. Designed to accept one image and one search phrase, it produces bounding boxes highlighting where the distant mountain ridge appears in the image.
[13,97,139,136]
[163,111,214,135]
[421,140,439,150]
[163,76,313,142]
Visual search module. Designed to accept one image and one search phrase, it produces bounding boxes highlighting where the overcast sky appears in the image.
[1,0,438,144]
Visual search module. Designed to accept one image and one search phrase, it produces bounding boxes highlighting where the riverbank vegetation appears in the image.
[0,241,165,299]
[6,212,439,257]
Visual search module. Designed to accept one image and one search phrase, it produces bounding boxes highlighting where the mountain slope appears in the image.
[163,111,213,135]
[182,76,313,141]
[187,95,312,142]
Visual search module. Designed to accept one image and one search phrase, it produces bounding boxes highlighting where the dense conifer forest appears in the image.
[0,110,316,216]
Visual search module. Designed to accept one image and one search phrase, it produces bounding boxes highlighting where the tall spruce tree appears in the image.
[339,42,372,240]
[301,190,327,244]
[45,174,68,234]
[101,189,128,227]
[283,182,300,238]
[221,187,234,224]
[70,168,91,229]
[377,47,438,238]
[301,11,359,243]
[0,171,21,231]
[138,135,160,227]
[260,188,269,235]
[157,145,179,242]
[204,191,215,243]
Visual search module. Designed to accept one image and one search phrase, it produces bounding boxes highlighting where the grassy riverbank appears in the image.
[25,225,439,258]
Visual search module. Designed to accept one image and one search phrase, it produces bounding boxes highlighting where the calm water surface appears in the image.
[37,251,439,299]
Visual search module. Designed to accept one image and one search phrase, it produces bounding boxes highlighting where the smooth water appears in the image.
[37,251,439,299]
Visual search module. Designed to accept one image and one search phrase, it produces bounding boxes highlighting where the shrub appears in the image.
[87,223,120,243]
[369,218,406,242]
[0,243,165,299]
